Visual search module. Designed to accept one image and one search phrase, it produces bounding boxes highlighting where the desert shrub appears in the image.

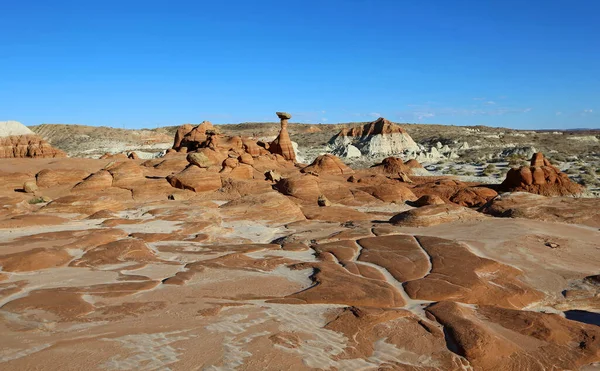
[578,174,599,187]
[482,164,497,176]
[28,197,46,204]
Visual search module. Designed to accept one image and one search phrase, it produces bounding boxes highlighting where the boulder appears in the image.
[412,194,445,207]
[265,170,282,182]
[359,183,417,203]
[167,166,222,193]
[238,153,254,165]
[370,157,414,175]
[106,162,145,189]
[301,154,353,175]
[390,204,485,227]
[36,169,90,188]
[274,175,320,202]
[23,181,38,193]
[173,124,194,150]
[187,152,213,168]
[72,170,114,191]
[450,187,498,208]
[317,194,331,207]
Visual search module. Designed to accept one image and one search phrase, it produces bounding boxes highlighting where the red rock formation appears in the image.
[450,186,498,208]
[301,154,353,175]
[268,112,296,161]
[413,194,445,207]
[174,121,214,152]
[480,192,600,227]
[173,124,193,150]
[370,157,412,175]
[390,204,485,227]
[0,121,66,158]
[337,117,410,138]
[501,152,583,196]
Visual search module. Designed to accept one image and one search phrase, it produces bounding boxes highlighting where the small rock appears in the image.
[187,152,213,168]
[397,172,412,183]
[223,157,239,169]
[545,242,560,249]
[265,170,282,182]
[23,181,38,193]
[318,194,331,207]
[276,112,292,120]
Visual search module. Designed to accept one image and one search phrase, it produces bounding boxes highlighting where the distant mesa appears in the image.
[328,117,420,159]
[0,121,66,158]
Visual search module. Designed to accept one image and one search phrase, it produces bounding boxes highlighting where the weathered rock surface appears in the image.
[0,121,66,158]
[501,152,584,196]
[481,192,600,227]
[167,166,222,193]
[390,203,485,226]
[329,117,419,157]
[269,112,296,161]
[301,154,353,175]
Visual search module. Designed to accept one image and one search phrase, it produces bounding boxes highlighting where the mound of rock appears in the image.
[0,121,66,158]
[370,157,414,175]
[500,152,583,196]
[390,204,485,227]
[329,117,419,158]
[173,121,215,152]
[480,192,600,228]
[301,154,353,175]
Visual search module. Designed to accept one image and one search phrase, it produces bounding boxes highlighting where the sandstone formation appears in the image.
[481,191,600,227]
[329,117,419,158]
[300,154,353,175]
[501,152,584,196]
[268,112,296,161]
[390,203,486,227]
[0,121,66,158]
[1,116,600,370]
[412,194,445,206]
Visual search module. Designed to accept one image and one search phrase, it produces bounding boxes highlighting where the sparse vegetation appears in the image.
[28,197,46,204]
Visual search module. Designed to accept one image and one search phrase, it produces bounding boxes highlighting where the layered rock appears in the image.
[480,192,600,228]
[390,204,485,227]
[0,121,66,158]
[500,152,583,196]
[301,154,353,175]
[329,117,419,158]
[172,121,215,152]
[268,112,296,161]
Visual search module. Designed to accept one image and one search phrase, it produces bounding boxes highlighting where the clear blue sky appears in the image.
[1,0,598,129]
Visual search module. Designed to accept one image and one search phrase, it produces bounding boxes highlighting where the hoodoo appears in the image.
[269,112,296,161]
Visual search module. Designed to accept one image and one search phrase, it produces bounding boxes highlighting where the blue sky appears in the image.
[1,0,598,129]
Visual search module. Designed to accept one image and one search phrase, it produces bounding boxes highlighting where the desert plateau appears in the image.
[0,114,598,370]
